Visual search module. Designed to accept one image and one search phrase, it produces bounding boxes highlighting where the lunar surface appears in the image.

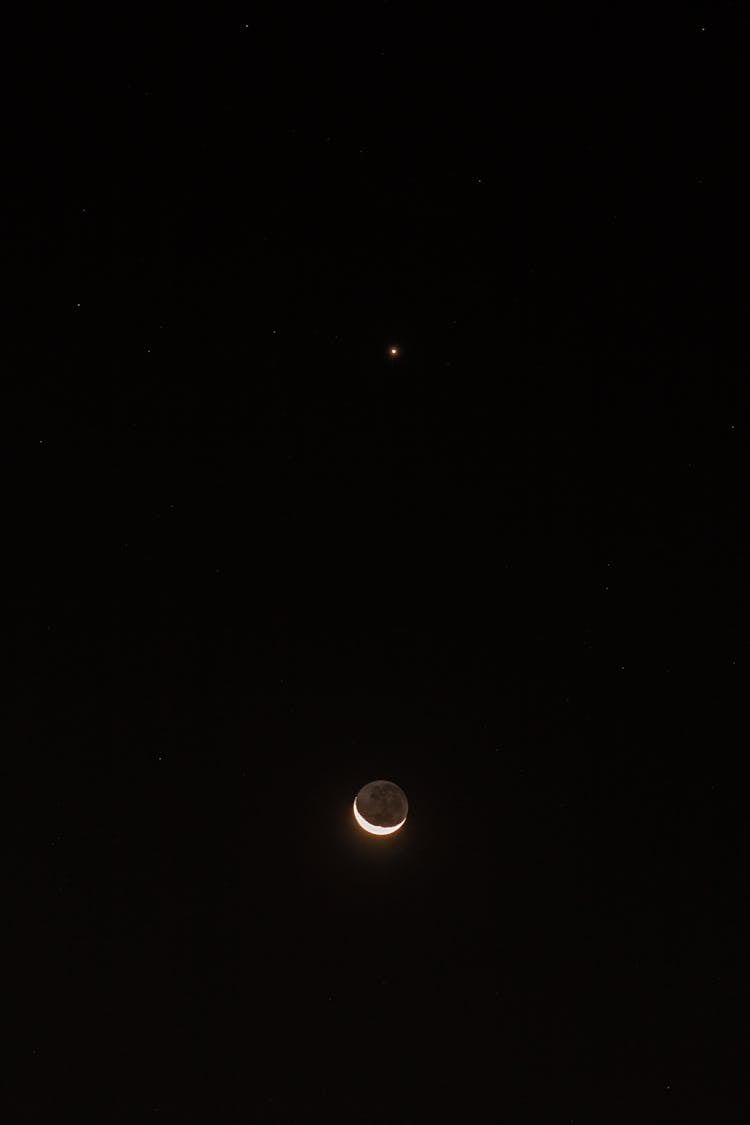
[353,780,408,836]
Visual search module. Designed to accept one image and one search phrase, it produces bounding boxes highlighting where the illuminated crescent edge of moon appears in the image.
[353,798,407,836]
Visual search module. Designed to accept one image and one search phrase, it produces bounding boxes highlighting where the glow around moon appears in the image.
[353,780,408,836]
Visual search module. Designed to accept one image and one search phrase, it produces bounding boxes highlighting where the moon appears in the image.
[353,780,408,836]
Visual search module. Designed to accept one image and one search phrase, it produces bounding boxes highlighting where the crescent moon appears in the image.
[353,780,408,836]
[352,799,406,835]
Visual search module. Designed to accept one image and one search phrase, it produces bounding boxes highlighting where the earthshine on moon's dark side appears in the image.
[353,780,408,835]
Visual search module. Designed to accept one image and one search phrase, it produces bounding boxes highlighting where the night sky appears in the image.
[6,8,749,1122]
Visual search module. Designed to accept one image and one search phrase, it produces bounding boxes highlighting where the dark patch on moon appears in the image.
[355,780,408,827]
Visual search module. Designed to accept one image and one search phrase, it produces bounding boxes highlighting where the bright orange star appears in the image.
[388,346,399,358]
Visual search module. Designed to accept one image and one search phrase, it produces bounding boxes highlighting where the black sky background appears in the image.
[5,6,749,1122]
